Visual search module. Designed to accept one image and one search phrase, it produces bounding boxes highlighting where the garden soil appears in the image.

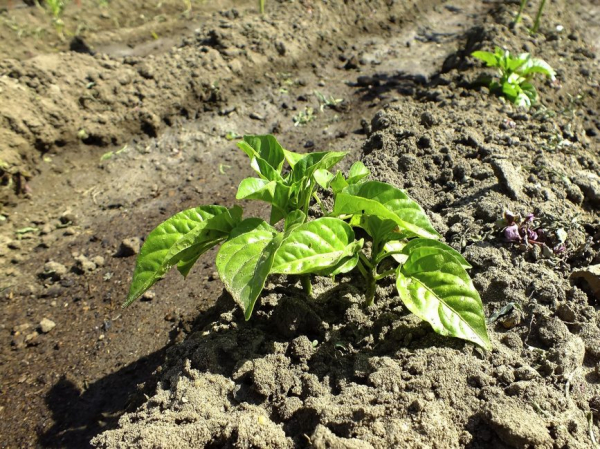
[0,0,599,448]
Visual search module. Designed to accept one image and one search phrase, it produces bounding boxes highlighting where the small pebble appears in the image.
[39,318,56,334]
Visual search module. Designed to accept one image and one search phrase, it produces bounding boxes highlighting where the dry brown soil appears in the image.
[0,0,599,448]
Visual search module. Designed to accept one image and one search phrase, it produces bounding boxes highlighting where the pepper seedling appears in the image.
[124,135,491,350]
[472,47,555,108]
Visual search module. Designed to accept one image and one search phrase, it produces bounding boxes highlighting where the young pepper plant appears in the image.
[124,135,491,350]
[472,47,555,109]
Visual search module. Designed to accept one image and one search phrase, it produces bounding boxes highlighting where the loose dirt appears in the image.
[0,0,599,448]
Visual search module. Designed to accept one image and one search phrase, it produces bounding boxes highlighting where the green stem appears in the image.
[312,192,327,216]
[259,0,265,14]
[301,275,312,297]
[374,268,396,281]
[531,0,546,34]
[356,260,370,280]
[359,252,373,269]
[365,268,377,307]
[514,0,528,24]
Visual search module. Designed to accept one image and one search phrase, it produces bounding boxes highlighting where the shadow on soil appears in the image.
[39,345,169,448]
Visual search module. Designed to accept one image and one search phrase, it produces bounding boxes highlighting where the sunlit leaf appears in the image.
[396,247,491,350]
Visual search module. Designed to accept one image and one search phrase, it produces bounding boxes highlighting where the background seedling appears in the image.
[293,107,316,126]
[314,91,344,112]
[125,135,491,350]
[472,47,555,108]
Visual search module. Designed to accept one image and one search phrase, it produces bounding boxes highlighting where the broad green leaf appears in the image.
[471,50,498,67]
[216,219,280,320]
[400,238,471,269]
[354,215,402,247]
[283,148,304,168]
[250,157,285,182]
[237,135,285,173]
[396,248,491,350]
[236,178,276,201]
[313,169,334,189]
[125,206,239,307]
[502,81,519,100]
[330,171,349,194]
[176,238,225,277]
[347,161,370,184]
[284,210,306,233]
[291,151,346,183]
[236,178,290,225]
[316,253,360,276]
[334,181,440,239]
[521,58,555,79]
[271,218,363,275]
[507,53,529,72]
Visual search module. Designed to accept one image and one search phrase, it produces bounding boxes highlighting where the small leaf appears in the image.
[396,248,491,350]
[237,135,285,173]
[216,219,280,320]
[271,218,363,275]
[313,169,334,189]
[125,206,239,307]
[250,156,285,182]
[283,148,304,168]
[471,50,498,67]
[284,210,306,233]
[521,57,555,79]
[334,181,440,239]
[347,161,370,184]
[291,151,346,183]
[330,171,349,194]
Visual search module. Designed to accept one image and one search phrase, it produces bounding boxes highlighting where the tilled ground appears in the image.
[0,0,599,448]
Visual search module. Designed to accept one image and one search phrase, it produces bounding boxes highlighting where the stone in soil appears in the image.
[490,159,524,200]
[39,318,56,334]
[116,237,142,257]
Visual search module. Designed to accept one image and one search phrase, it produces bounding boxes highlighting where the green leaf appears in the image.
[216,219,280,320]
[291,151,346,183]
[125,206,240,307]
[284,210,306,233]
[354,215,402,246]
[334,181,440,239]
[396,247,491,350]
[283,148,304,168]
[236,178,276,201]
[236,178,290,225]
[313,169,334,189]
[316,253,360,276]
[471,50,498,67]
[521,57,555,79]
[250,157,285,182]
[400,238,471,269]
[330,171,349,194]
[271,218,363,275]
[237,135,285,173]
[347,161,370,184]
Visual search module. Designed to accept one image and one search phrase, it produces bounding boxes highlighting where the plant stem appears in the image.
[374,268,395,281]
[358,252,373,269]
[531,0,546,34]
[301,275,312,297]
[365,268,377,307]
[514,0,528,24]
[259,0,265,14]
[356,259,369,280]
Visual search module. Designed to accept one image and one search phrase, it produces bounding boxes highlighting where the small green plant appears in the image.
[293,107,316,126]
[124,135,491,349]
[472,47,555,109]
[39,0,67,37]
